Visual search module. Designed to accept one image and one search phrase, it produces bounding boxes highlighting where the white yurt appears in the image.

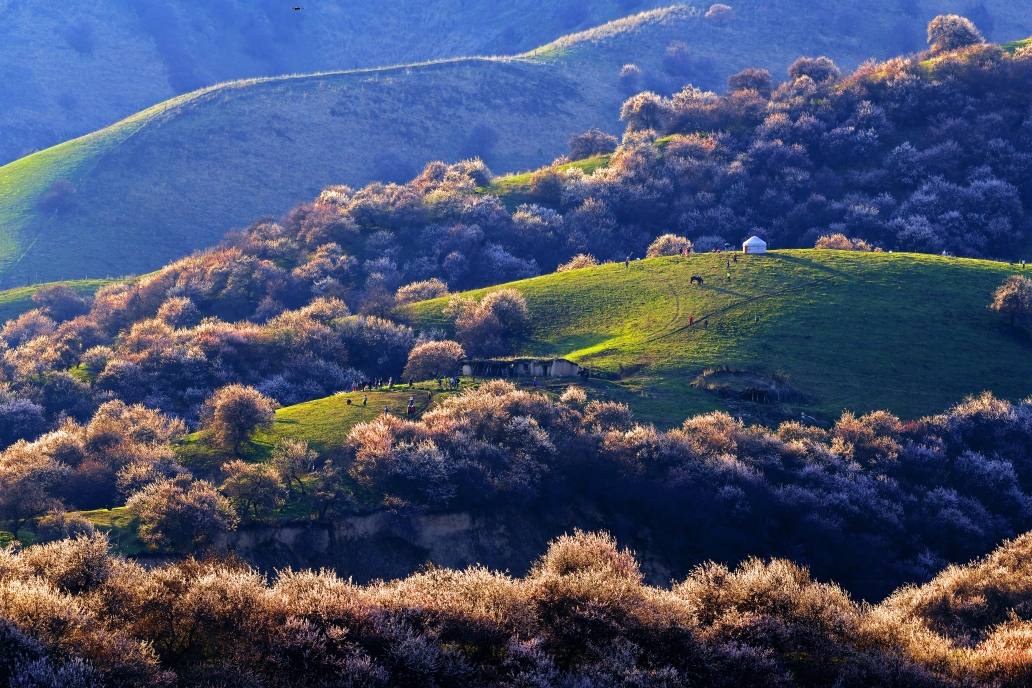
[743,236,767,254]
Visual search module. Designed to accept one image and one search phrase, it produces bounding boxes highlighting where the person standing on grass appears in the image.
[727,270,732,282]
[689,315,694,326]
[383,406,390,416]
[625,255,630,268]
[363,395,368,406]
[533,376,539,387]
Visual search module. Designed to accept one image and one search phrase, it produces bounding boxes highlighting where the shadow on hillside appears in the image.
[774,253,851,277]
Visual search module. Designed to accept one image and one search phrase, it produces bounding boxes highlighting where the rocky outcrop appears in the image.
[218,509,556,583]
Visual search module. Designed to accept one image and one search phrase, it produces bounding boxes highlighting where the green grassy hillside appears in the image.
[403,250,1032,422]
[4,1,1028,167]
[6,5,1029,286]
[176,389,439,472]
[0,0,676,166]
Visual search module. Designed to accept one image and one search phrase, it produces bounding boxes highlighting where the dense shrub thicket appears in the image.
[0,528,1030,687]
[315,382,1032,599]
[604,26,1032,258]
[5,379,1032,602]
[6,19,1030,449]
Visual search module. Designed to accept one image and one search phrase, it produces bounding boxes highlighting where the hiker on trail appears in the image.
[689,316,694,326]
[704,319,708,329]
[428,391,433,401]
[363,395,368,406]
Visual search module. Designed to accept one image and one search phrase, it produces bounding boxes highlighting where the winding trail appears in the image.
[644,277,833,344]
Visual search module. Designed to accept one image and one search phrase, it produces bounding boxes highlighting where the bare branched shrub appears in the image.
[529,168,564,206]
[402,340,465,382]
[556,254,599,272]
[126,475,237,552]
[202,385,278,451]
[155,297,200,328]
[990,275,1032,328]
[646,233,691,257]
[928,14,984,54]
[560,387,587,405]
[396,278,449,305]
[271,439,317,496]
[620,91,669,132]
[444,289,530,357]
[219,460,285,519]
[705,4,734,22]
[31,285,89,323]
[815,233,873,251]
[788,56,840,83]
[618,63,641,94]
[728,67,772,95]
[568,127,618,160]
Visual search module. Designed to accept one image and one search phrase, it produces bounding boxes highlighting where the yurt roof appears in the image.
[744,236,766,246]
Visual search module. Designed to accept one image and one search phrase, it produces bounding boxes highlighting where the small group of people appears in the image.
[354,377,398,391]
[380,396,418,417]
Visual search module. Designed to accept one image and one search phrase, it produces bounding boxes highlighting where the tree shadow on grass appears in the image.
[774,252,852,277]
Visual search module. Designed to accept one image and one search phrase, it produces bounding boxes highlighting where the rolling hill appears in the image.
[403,249,1032,422]
[4,4,1030,287]
[3,1,1028,168]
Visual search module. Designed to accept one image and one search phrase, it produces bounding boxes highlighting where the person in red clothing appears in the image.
[689,316,694,326]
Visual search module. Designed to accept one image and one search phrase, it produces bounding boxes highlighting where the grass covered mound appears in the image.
[404,249,1032,421]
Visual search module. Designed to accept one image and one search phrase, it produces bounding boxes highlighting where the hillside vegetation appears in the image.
[5,508,1032,686]
[5,7,1031,285]
[5,0,1028,167]
[406,250,1032,421]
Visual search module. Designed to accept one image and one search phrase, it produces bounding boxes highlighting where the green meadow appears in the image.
[404,250,1032,422]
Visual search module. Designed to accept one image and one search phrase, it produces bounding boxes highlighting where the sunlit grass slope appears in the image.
[0,279,122,324]
[176,389,439,471]
[404,250,1032,421]
[7,2,1003,286]
[0,7,710,286]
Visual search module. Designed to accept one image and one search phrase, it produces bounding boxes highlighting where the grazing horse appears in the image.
[690,275,704,286]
